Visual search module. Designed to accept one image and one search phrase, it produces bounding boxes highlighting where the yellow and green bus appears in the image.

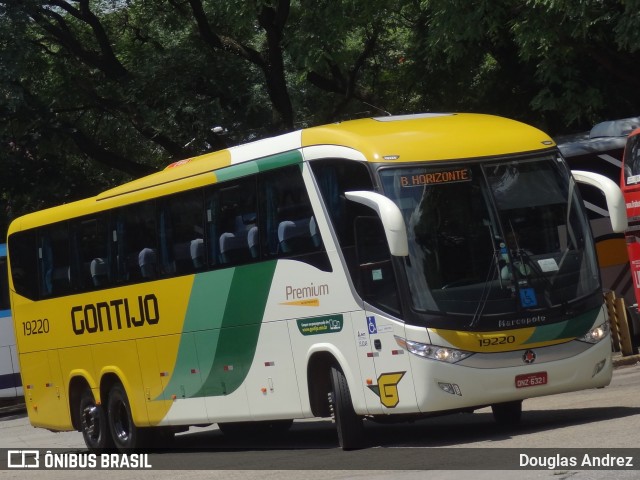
[6,113,627,451]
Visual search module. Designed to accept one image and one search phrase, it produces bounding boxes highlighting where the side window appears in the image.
[8,230,38,300]
[310,159,374,274]
[624,133,640,184]
[38,223,70,297]
[158,190,205,275]
[310,159,374,246]
[354,216,401,315]
[260,164,330,271]
[71,216,110,290]
[113,201,157,283]
[311,159,400,314]
[205,177,257,267]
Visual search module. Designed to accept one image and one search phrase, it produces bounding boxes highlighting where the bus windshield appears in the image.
[379,155,600,318]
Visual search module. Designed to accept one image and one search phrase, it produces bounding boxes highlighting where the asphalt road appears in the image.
[0,359,639,480]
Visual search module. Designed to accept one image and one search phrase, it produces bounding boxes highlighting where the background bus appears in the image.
[558,116,640,305]
[620,127,640,339]
[0,243,23,409]
[558,116,640,350]
[7,113,626,451]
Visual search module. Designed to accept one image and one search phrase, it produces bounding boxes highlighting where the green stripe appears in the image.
[523,307,600,344]
[158,261,277,400]
[214,150,302,182]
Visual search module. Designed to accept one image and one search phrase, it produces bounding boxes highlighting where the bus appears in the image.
[0,243,22,407]
[620,127,640,323]
[7,113,626,451]
[559,116,640,305]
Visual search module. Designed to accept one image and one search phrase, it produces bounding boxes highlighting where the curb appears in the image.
[612,353,640,368]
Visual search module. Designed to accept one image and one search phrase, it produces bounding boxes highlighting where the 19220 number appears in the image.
[478,335,515,347]
[23,319,50,336]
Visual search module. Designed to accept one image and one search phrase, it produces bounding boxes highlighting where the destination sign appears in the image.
[399,168,471,187]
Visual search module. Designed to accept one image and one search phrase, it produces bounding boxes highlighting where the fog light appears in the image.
[592,358,607,377]
[438,382,462,396]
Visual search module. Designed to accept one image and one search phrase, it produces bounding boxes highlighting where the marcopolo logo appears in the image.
[296,314,343,336]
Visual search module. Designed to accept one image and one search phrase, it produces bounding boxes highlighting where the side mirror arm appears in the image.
[345,191,409,256]
[572,170,628,233]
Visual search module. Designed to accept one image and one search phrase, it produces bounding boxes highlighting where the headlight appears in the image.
[578,322,610,344]
[394,336,473,363]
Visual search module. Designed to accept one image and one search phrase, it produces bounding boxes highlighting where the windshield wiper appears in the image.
[468,227,502,328]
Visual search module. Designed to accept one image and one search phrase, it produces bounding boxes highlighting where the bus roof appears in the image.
[8,113,554,232]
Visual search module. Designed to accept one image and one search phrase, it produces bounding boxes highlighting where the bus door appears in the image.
[353,216,415,415]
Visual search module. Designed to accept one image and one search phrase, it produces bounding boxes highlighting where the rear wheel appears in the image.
[329,365,364,450]
[491,400,523,425]
[107,382,147,451]
[79,388,114,452]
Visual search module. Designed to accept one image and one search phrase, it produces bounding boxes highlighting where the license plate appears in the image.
[515,371,548,388]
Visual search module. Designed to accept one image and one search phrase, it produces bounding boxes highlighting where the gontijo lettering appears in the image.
[400,168,471,187]
[71,294,159,335]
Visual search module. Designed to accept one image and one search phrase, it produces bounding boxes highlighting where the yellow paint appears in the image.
[19,350,70,430]
[13,276,193,430]
[302,114,554,163]
[377,372,406,408]
[430,327,566,353]
[279,298,320,307]
[595,237,629,268]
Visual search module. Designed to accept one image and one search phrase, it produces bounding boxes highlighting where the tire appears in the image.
[79,388,114,452]
[329,365,364,450]
[491,400,523,425]
[107,382,147,451]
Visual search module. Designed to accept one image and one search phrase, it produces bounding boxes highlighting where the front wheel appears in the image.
[329,365,364,450]
[79,388,114,452]
[107,382,147,451]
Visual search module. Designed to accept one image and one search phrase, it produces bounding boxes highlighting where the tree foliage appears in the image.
[1,0,639,236]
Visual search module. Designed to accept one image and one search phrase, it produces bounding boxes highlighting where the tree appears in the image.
[402,0,640,132]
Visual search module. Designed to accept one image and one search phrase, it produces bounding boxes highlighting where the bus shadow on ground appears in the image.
[164,405,640,453]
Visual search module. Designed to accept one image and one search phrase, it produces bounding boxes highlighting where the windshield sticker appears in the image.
[537,258,559,272]
[367,316,377,334]
[519,288,538,308]
[399,168,471,187]
[627,174,640,185]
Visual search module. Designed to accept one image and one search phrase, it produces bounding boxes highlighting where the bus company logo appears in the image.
[367,371,406,408]
[71,294,159,335]
[281,282,329,307]
[7,450,39,468]
[523,349,537,364]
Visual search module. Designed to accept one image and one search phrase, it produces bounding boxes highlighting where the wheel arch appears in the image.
[306,345,356,418]
[68,375,93,431]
